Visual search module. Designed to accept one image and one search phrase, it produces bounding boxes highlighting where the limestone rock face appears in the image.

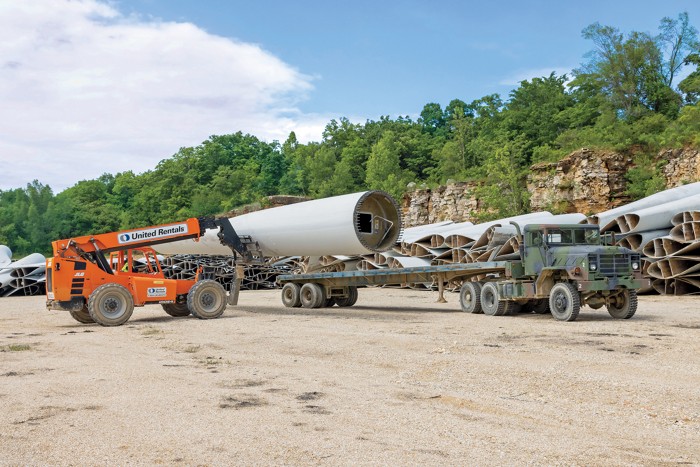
[662,148,700,187]
[402,147,700,225]
[527,149,634,215]
[402,182,479,227]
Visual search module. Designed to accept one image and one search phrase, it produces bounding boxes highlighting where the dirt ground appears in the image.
[0,289,699,466]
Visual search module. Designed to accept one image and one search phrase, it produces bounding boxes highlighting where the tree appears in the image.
[365,131,410,199]
[658,12,699,87]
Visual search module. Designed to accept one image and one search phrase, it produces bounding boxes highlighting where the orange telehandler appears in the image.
[46,217,257,326]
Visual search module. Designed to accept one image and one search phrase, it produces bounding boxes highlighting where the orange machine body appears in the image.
[46,218,202,311]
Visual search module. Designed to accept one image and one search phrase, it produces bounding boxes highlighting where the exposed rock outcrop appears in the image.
[402,182,480,227]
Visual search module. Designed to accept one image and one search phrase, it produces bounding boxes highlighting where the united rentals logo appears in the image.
[117,224,188,244]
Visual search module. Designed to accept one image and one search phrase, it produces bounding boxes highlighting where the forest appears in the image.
[2,13,700,256]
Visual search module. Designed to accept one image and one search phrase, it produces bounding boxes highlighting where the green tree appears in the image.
[365,131,410,199]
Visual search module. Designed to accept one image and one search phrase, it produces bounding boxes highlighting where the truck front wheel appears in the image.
[549,283,580,322]
[187,280,227,319]
[88,283,134,326]
[607,289,637,319]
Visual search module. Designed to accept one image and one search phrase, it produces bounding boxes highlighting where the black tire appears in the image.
[69,305,94,324]
[549,282,580,322]
[88,283,134,327]
[162,303,191,317]
[281,283,302,308]
[187,280,227,319]
[335,286,358,307]
[323,297,336,307]
[607,289,637,319]
[460,282,482,313]
[300,283,324,309]
[480,282,508,316]
[504,302,521,316]
[526,299,550,314]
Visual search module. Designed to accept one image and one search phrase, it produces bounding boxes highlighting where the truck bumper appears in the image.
[574,277,650,292]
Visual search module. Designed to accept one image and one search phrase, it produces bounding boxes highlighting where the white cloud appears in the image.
[0,0,329,191]
[498,67,574,86]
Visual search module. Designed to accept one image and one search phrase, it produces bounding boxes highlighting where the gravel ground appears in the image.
[1,289,699,466]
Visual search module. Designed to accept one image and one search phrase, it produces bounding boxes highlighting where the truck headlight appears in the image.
[632,262,639,270]
[589,263,597,271]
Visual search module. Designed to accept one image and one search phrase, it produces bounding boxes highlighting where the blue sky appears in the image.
[117,0,700,117]
[1,1,698,191]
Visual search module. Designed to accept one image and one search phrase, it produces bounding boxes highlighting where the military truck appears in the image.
[276,223,648,321]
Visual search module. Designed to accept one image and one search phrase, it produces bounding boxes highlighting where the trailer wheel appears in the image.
[549,282,580,322]
[300,283,324,308]
[480,282,508,316]
[187,280,227,319]
[281,283,302,308]
[162,303,191,317]
[335,286,358,307]
[323,297,336,307]
[607,289,637,319]
[69,305,94,324]
[88,283,134,326]
[459,282,482,313]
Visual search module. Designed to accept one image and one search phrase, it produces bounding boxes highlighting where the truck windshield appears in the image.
[545,228,600,245]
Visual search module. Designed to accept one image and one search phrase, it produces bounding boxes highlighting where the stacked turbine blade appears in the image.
[590,183,700,296]
[0,247,47,297]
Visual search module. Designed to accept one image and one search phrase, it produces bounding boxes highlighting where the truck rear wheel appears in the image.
[480,282,509,316]
[300,283,324,308]
[335,286,358,307]
[187,280,227,319]
[607,289,637,319]
[88,283,134,326]
[549,283,580,322]
[281,283,302,308]
[459,282,482,313]
[69,305,94,324]
[162,303,191,317]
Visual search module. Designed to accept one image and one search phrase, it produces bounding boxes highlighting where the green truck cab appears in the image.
[463,223,648,321]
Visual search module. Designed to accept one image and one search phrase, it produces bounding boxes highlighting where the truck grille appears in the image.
[592,253,629,276]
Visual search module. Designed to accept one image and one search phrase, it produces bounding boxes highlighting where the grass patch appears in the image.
[6,344,31,352]
[183,345,201,353]
[141,327,163,336]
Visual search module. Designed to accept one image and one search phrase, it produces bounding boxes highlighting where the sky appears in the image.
[1,0,699,191]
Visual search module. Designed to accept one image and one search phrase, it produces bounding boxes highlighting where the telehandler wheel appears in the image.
[300,283,324,309]
[335,286,358,307]
[459,282,482,313]
[187,280,227,319]
[480,282,509,316]
[607,289,637,319]
[549,282,580,322]
[162,303,191,317]
[281,283,302,308]
[88,283,134,326]
[69,305,94,324]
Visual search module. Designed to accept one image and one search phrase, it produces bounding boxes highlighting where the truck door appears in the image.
[524,230,546,274]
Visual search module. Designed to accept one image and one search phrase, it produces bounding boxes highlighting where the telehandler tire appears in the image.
[162,303,191,317]
[607,289,637,319]
[459,282,482,313]
[88,283,134,326]
[281,283,302,308]
[187,280,227,319]
[300,283,324,309]
[69,305,94,324]
[549,282,580,322]
[335,286,358,307]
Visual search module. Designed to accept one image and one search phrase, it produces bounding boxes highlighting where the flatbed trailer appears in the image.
[276,223,648,322]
